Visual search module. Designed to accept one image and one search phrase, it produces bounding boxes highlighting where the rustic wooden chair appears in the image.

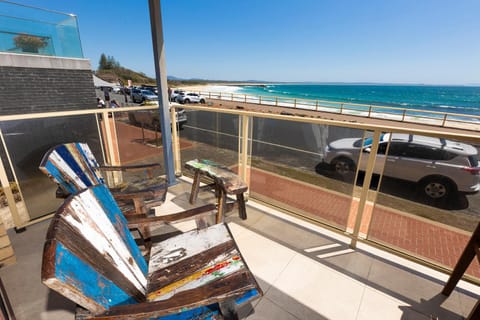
[42,184,262,319]
[39,142,168,216]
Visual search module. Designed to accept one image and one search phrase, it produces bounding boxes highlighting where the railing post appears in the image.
[350,130,382,249]
[231,93,234,101]
[239,115,251,196]
[402,110,406,122]
[171,106,182,176]
[340,103,344,114]
[368,106,372,117]
[259,96,262,104]
[0,129,24,230]
[245,94,247,103]
[442,114,448,127]
[316,100,318,111]
[209,92,211,99]
[294,99,297,108]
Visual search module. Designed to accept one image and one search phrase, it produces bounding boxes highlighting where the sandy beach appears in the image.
[173,84,480,134]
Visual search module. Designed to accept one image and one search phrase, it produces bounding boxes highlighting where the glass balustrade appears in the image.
[0,104,479,283]
[0,2,83,58]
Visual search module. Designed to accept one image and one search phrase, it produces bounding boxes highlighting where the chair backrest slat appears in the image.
[43,240,138,315]
[39,142,104,194]
[43,185,148,314]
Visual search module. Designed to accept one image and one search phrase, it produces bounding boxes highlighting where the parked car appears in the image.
[128,108,187,130]
[131,88,158,103]
[176,92,206,104]
[140,85,158,94]
[170,89,184,102]
[323,133,480,200]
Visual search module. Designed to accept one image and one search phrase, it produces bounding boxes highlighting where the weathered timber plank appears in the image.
[147,240,236,296]
[185,159,247,195]
[95,272,258,319]
[42,240,137,315]
[126,203,216,228]
[148,224,233,273]
[54,186,148,296]
[47,216,145,301]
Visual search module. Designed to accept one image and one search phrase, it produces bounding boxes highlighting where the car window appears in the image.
[377,142,388,155]
[469,155,479,167]
[387,142,408,157]
[390,143,448,160]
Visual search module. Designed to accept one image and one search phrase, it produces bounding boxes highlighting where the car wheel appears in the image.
[331,157,355,175]
[419,176,455,200]
[184,99,190,104]
[199,99,205,104]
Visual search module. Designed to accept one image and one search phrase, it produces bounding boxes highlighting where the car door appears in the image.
[357,141,387,174]
[385,143,438,182]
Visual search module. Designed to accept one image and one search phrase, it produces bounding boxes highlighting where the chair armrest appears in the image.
[98,163,162,172]
[126,204,216,228]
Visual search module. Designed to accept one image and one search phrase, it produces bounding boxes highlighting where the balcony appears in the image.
[0,101,479,319]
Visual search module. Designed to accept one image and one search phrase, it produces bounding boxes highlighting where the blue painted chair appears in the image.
[42,184,262,319]
[39,142,168,216]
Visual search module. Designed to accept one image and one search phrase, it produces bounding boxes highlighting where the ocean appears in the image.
[232,84,480,117]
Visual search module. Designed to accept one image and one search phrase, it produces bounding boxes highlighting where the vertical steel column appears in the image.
[149,0,176,185]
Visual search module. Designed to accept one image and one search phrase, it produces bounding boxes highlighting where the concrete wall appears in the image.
[0,53,98,267]
[0,53,96,114]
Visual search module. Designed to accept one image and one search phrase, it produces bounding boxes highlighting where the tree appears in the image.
[99,53,108,70]
[98,54,121,70]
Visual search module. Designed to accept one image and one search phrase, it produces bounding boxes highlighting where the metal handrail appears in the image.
[193,90,480,130]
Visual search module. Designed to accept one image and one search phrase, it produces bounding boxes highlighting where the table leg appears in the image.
[237,193,247,220]
[189,172,201,204]
[217,190,226,224]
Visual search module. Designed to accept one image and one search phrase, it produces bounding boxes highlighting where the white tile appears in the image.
[272,254,365,320]
[228,223,296,285]
[154,192,185,215]
[356,287,409,320]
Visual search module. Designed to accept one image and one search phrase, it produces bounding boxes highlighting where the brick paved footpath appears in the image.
[113,121,480,279]
[249,167,480,278]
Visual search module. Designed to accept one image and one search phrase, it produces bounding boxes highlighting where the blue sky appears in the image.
[8,0,480,85]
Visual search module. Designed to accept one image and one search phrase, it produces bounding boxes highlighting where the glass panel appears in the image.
[179,109,239,170]
[250,117,364,231]
[367,132,480,279]
[0,115,101,220]
[0,2,83,58]
[93,109,166,190]
[113,108,165,165]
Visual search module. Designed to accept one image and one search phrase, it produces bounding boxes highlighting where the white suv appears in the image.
[323,133,480,200]
[176,92,206,104]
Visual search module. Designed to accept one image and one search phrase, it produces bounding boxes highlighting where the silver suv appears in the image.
[323,133,480,200]
[176,92,206,104]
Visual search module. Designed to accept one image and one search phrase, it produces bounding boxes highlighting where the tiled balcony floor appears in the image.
[0,179,478,320]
